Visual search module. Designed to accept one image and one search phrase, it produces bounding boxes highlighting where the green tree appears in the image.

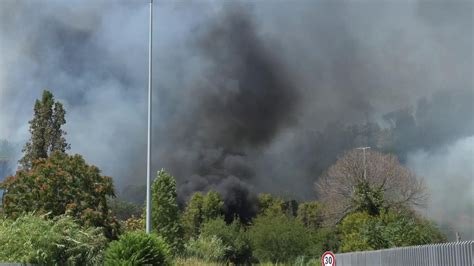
[200,218,252,264]
[0,152,119,238]
[181,192,204,240]
[202,191,224,221]
[296,201,325,229]
[339,212,379,252]
[257,193,285,216]
[20,90,69,169]
[151,169,183,253]
[181,190,225,240]
[339,210,446,252]
[249,212,312,263]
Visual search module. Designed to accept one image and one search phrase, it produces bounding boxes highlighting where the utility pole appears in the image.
[357,147,370,180]
[146,0,153,234]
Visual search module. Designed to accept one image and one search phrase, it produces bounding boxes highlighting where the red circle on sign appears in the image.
[321,251,336,266]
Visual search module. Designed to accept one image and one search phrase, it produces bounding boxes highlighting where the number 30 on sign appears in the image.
[321,251,336,266]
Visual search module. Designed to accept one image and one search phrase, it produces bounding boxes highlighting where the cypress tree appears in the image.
[151,169,183,253]
[19,90,69,169]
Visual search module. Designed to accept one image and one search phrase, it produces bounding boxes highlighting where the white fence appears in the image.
[336,241,473,266]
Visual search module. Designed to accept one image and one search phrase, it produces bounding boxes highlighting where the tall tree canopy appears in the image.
[20,90,69,169]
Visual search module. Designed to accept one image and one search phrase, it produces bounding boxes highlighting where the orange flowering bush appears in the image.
[0,151,119,238]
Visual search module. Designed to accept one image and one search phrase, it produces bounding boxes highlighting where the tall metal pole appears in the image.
[146,0,153,234]
[357,147,370,180]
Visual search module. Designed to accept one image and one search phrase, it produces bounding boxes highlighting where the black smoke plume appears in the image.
[156,6,297,220]
[0,1,472,235]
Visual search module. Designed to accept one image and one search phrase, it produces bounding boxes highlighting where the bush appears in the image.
[200,218,252,264]
[0,152,119,239]
[249,213,313,263]
[104,231,171,266]
[0,214,107,265]
[184,235,230,263]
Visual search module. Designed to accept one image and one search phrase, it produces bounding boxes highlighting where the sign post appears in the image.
[322,251,336,266]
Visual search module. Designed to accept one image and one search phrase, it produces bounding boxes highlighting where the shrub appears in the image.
[249,213,312,263]
[184,235,230,262]
[200,218,252,264]
[0,214,107,265]
[104,231,171,266]
[296,201,325,229]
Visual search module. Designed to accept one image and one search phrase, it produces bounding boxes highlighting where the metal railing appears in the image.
[336,241,473,266]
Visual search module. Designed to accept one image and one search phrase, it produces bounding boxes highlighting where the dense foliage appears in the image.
[200,218,252,264]
[257,193,285,215]
[339,210,446,252]
[182,192,204,240]
[249,213,313,263]
[181,191,225,240]
[104,231,171,266]
[0,151,119,238]
[0,214,107,265]
[201,191,224,221]
[151,169,183,253]
[296,201,324,229]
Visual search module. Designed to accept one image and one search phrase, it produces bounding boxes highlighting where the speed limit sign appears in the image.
[321,251,336,266]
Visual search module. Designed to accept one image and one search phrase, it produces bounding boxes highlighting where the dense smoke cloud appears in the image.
[0,1,472,235]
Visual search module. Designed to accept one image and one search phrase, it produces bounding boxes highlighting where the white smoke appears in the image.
[407,136,474,240]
